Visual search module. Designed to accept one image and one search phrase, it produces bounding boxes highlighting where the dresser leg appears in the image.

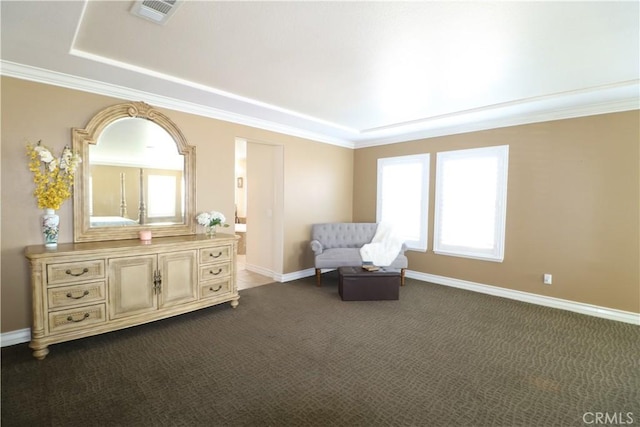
[30,343,49,360]
[230,299,239,309]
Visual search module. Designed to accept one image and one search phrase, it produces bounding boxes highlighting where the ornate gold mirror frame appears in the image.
[72,102,196,242]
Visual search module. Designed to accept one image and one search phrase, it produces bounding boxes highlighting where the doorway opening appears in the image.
[234,138,282,289]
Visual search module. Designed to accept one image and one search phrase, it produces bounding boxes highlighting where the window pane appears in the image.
[377,154,430,251]
[434,145,508,261]
[440,157,497,248]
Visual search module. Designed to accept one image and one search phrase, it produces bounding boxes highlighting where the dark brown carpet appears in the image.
[2,272,639,426]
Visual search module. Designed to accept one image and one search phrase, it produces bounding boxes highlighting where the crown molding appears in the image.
[1,60,637,150]
[354,80,640,148]
[0,60,355,149]
[68,48,358,134]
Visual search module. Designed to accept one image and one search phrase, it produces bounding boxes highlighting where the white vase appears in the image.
[42,208,60,248]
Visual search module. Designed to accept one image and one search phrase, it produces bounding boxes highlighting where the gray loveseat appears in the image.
[310,223,408,286]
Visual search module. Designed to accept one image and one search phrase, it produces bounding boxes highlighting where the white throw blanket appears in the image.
[360,222,404,267]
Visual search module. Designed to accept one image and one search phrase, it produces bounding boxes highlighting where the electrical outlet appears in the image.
[543,274,552,285]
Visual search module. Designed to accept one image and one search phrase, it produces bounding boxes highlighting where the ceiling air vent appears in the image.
[131,0,182,25]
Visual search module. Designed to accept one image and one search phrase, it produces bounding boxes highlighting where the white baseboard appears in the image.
[1,328,30,347]
[4,269,637,347]
[281,268,316,282]
[254,266,639,325]
[244,263,277,281]
[250,266,326,283]
[244,264,317,283]
[406,270,640,325]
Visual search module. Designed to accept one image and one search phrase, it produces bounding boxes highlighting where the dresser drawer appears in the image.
[199,263,231,282]
[47,260,105,286]
[48,304,106,334]
[47,281,105,309]
[200,278,232,299]
[199,246,231,264]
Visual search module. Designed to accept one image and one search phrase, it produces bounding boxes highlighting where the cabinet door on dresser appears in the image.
[109,255,158,319]
[108,250,198,320]
[157,250,198,308]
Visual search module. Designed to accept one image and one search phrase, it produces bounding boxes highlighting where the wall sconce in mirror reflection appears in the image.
[237,177,243,188]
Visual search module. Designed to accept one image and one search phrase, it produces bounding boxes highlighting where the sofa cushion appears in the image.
[315,248,408,269]
[315,248,364,268]
[311,223,378,250]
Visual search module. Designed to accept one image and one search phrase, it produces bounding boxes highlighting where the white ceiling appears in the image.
[1,1,638,148]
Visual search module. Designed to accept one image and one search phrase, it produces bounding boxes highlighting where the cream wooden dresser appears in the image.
[25,233,239,360]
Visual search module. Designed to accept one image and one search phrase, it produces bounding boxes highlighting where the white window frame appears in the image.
[433,145,509,262]
[376,153,430,251]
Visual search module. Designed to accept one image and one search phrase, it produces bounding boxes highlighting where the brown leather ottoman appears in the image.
[338,266,401,301]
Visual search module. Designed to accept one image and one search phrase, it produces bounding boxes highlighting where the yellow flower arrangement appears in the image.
[26,141,82,210]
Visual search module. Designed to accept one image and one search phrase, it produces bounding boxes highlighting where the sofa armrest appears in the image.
[310,240,324,255]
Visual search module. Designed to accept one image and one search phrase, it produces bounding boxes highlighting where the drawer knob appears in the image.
[65,268,89,277]
[66,290,90,300]
[66,313,90,323]
[209,268,223,276]
[209,252,223,259]
[209,285,222,292]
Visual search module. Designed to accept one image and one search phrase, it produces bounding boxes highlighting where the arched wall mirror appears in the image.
[73,102,196,242]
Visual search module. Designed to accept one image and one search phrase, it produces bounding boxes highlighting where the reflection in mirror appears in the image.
[89,118,185,228]
[73,101,196,243]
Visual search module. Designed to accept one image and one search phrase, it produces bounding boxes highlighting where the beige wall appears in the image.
[0,77,353,332]
[2,75,636,333]
[354,111,640,313]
